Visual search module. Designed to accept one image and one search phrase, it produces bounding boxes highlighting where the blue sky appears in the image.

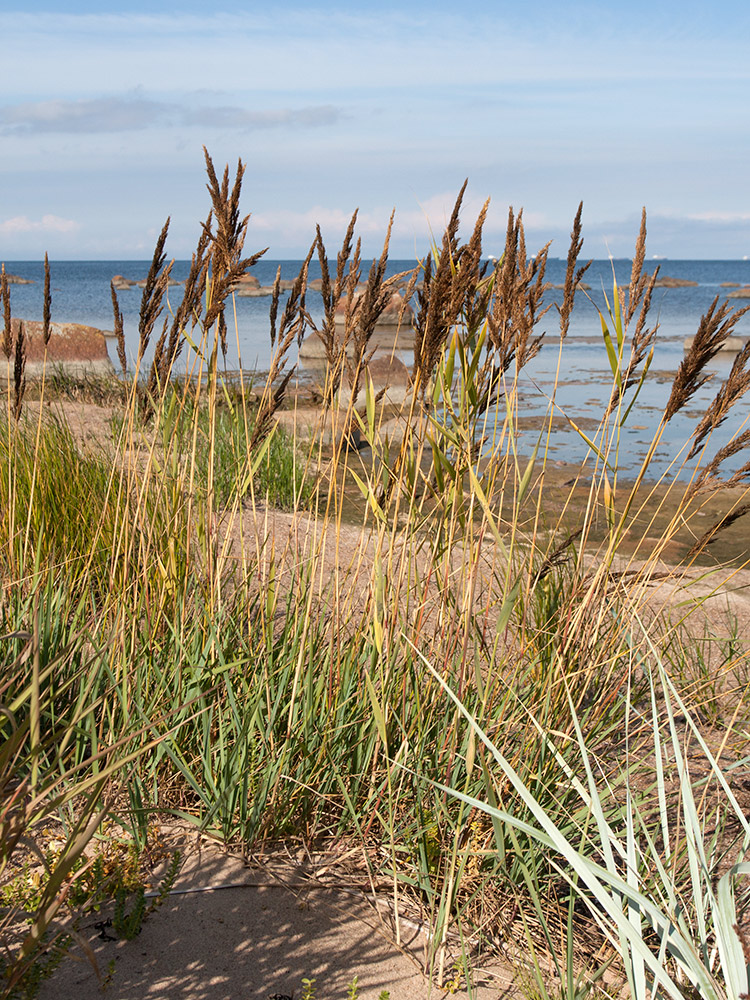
[1,1,749,260]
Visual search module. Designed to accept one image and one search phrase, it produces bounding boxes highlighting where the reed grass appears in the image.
[1,156,750,999]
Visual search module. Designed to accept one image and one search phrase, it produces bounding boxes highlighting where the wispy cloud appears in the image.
[185,105,341,129]
[0,97,174,134]
[0,96,343,135]
[0,214,80,234]
[686,211,750,223]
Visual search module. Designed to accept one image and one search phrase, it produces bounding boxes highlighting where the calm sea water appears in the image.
[4,257,750,477]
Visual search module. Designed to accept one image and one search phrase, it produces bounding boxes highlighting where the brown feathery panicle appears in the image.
[487,208,519,357]
[445,197,489,330]
[202,148,266,334]
[605,219,660,417]
[487,208,551,374]
[249,242,315,454]
[137,217,172,362]
[160,211,213,382]
[147,318,170,400]
[686,429,750,497]
[557,202,589,341]
[664,297,750,422]
[625,208,649,327]
[685,502,750,560]
[688,338,750,459]
[313,225,337,366]
[42,253,51,346]
[306,218,362,405]
[413,184,468,392]
[110,281,127,376]
[13,320,26,422]
[335,210,358,300]
[411,254,432,384]
[218,312,228,360]
[346,213,410,404]
[269,266,282,348]
[397,263,421,333]
[532,528,584,587]
[2,263,11,359]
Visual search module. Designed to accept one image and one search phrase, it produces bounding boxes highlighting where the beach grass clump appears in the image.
[2,153,750,999]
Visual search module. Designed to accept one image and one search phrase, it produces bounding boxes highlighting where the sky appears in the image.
[1,0,749,261]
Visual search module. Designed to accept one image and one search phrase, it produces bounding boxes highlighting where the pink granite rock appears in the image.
[4,319,114,376]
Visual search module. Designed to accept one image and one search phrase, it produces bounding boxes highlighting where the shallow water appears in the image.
[4,257,750,478]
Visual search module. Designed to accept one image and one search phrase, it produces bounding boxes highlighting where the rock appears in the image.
[3,273,34,285]
[652,276,698,288]
[133,277,181,288]
[684,334,746,353]
[234,285,278,297]
[273,407,361,449]
[366,354,410,388]
[3,319,114,376]
[298,334,328,360]
[336,353,412,409]
[721,282,740,288]
[233,273,261,289]
[111,274,136,289]
[299,291,417,360]
[728,286,750,298]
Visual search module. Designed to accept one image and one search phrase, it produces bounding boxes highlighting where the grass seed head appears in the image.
[43,252,51,346]
[1,263,11,359]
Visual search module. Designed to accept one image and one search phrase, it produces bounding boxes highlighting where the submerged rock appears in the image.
[653,276,698,288]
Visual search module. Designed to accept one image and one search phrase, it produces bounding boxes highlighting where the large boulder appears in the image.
[3,319,114,376]
[300,291,415,359]
[683,334,746,353]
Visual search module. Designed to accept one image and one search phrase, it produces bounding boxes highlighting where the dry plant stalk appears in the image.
[413,181,469,391]
[686,430,750,496]
[137,217,172,365]
[110,281,126,377]
[689,338,750,459]
[665,296,750,421]
[310,214,362,405]
[202,147,266,343]
[42,252,51,346]
[486,206,551,374]
[557,202,589,341]
[13,320,26,421]
[153,210,213,386]
[686,501,750,560]
[606,210,660,415]
[249,242,315,453]
[1,264,11,359]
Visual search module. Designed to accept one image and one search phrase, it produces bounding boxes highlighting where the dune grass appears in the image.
[1,153,750,999]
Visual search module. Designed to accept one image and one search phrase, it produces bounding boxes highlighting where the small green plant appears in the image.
[113,885,147,941]
[300,977,317,1000]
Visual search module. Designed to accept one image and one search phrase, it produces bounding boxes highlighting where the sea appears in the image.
[4,257,750,478]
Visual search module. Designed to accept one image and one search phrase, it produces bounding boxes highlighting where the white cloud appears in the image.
[0,215,80,234]
[686,212,750,223]
[0,96,342,135]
